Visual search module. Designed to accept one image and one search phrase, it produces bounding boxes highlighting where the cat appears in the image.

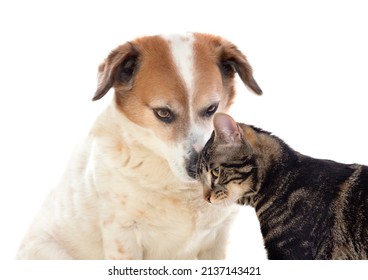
[197,113,368,259]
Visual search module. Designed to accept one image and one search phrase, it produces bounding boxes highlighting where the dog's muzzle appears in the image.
[186,150,199,179]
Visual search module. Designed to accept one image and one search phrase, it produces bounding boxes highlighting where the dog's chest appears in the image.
[100,178,224,259]
[90,131,235,259]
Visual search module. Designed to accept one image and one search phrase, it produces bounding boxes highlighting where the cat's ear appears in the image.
[92,42,139,101]
[213,113,243,144]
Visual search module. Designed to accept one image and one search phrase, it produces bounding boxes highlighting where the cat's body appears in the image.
[197,113,368,259]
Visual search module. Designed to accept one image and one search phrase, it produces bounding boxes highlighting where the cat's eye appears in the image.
[153,108,175,124]
[203,103,219,118]
[211,167,220,178]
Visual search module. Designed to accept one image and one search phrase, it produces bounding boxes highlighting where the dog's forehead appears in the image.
[161,33,222,101]
[161,33,195,98]
[133,33,221,102]
[120,33,224,141]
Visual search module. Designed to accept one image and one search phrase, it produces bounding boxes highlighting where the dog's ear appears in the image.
[92,42,139,101]
[219,40,262,96]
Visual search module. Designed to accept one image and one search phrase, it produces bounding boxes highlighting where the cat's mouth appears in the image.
[204,188,232,205]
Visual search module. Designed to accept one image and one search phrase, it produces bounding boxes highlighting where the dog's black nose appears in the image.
[186,151,199,179]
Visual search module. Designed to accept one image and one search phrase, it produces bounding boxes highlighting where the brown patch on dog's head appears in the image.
[93,34,262,121]
[192,34,262,112]
[94,36,190,144]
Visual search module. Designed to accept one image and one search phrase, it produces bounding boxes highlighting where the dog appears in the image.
[17,33,262,259]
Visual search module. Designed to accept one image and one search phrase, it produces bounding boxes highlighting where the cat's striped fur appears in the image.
[197,113,368,259]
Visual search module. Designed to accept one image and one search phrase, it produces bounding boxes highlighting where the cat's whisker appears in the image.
[248,186,257,193]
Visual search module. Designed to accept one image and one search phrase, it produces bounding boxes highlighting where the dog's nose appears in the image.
[186,150,199,179]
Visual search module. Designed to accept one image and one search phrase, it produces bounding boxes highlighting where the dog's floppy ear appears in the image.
[219,40,262,95]
[92,42,139,101]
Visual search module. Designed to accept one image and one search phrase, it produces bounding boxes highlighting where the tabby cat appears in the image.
[197,113,368,259]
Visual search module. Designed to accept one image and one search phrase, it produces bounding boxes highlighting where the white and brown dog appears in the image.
[17,33,262,259]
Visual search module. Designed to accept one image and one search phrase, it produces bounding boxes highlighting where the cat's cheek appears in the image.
[208,195,233,207]
[221,184,244,206]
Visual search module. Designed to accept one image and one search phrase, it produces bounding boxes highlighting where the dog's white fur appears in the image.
[17,33,262,259]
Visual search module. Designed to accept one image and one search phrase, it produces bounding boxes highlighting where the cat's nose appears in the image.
[205,193,211,203]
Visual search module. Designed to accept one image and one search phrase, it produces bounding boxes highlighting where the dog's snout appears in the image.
[186,150,199,179]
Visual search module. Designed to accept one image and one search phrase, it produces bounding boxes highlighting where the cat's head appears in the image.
[197,113,258,205]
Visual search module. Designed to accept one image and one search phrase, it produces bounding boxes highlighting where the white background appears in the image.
[1,0,367,270]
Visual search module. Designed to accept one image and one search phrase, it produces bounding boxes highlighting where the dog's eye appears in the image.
[203,103,219,118]
[211,167,220,178]
[153,108,175,124]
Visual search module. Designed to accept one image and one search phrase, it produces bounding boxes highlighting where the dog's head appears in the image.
[93,33,262,182]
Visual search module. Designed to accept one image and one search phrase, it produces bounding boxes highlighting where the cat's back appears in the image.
[227,120,368,259]
[325,163,368,259]
[259,150,368,259]
[297,160,368,259]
